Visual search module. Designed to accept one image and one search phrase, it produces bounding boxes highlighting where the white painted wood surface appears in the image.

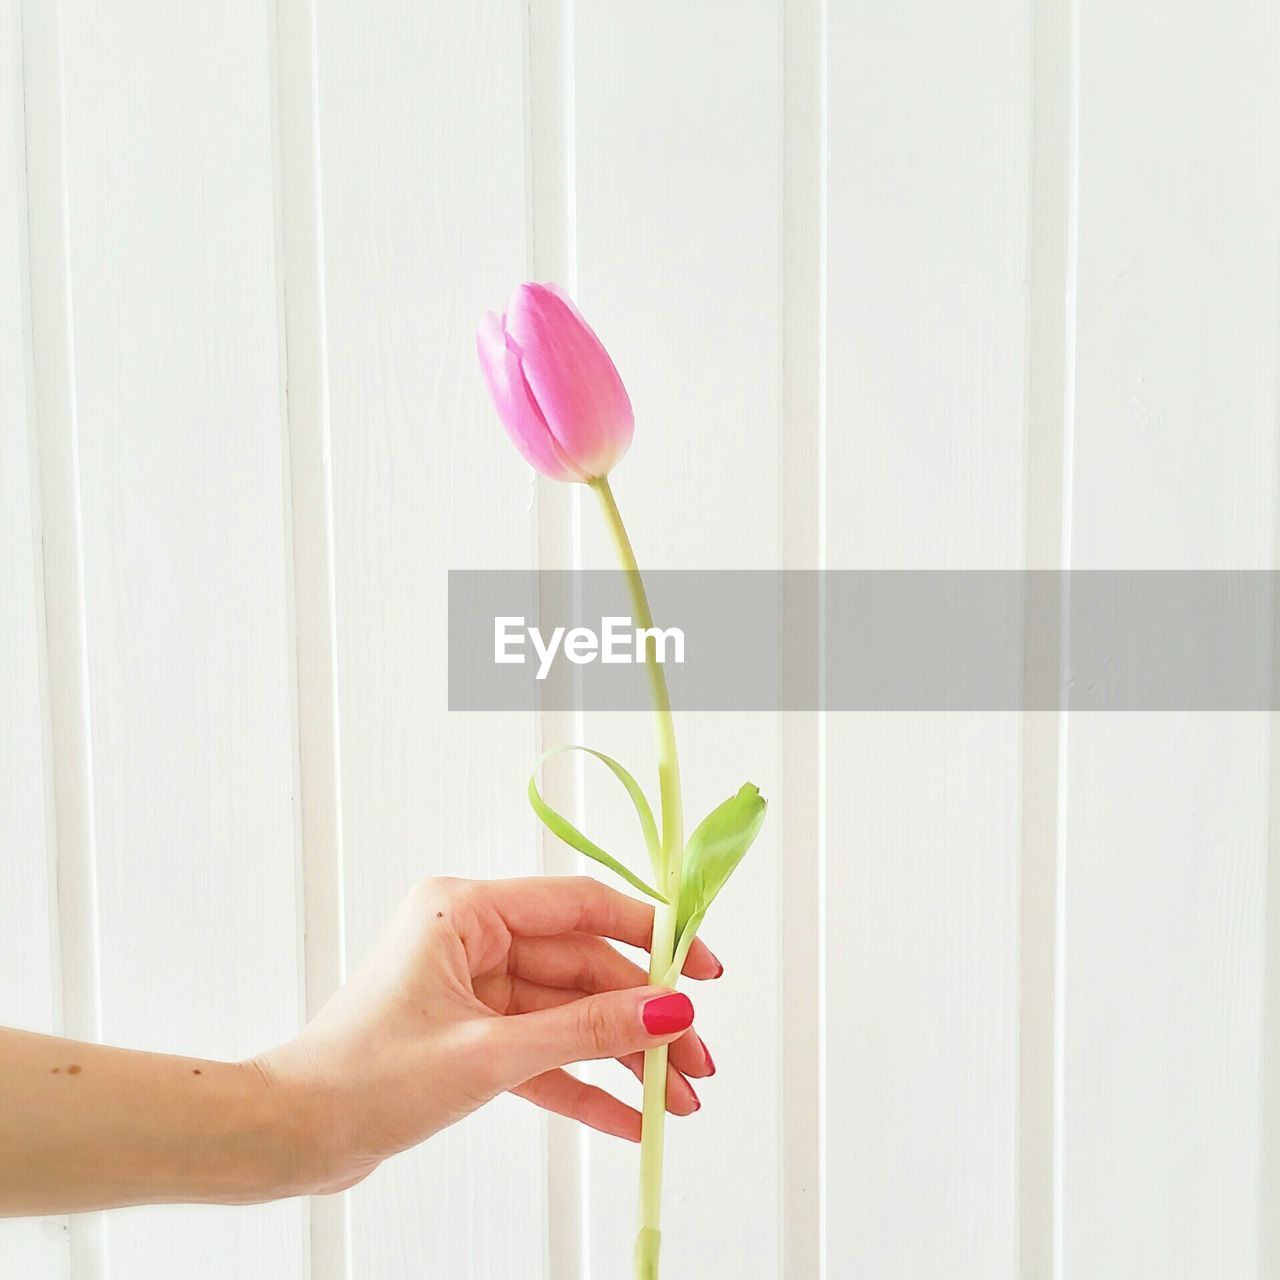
[2,3,1278,1278]
[28,1,308,1276]
[1059,4,1280,1278]
[823,5,1030,1277]
[1,2,67,1272]
[570,4,782,1277]
[309,3,546,1276]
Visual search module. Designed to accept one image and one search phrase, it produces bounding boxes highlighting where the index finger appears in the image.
[470,876,722,979]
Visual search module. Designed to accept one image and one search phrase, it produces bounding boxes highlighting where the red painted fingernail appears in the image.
[701,1039,716,1076]
[643,992,694,1035]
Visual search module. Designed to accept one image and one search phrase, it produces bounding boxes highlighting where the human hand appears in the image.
[257,876,721,1194]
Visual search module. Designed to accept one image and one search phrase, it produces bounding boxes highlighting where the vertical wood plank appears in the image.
[1266,703,1280,1279]
[271,0,347,1272]
[571,4,783,1275]
[0,0,55,1055]
[19,2,102,1270]
[1060,4,1280,1276]
[54,1,306,1274]
[823,2,1031,1276]
[311,3,546,1275]
[1020,0,1074,1273]
[781,0,824,1275]
[0,1,69,1272]
[525,1,587,1275]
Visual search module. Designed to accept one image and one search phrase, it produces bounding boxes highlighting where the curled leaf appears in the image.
[528,746,667,903]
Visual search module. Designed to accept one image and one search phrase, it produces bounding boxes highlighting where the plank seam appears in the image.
[1017,0,1074,1274]
[11,0,72,1267]
[18,0,104,1274]
[526,2,584,1275]
[269,0,348,1275]
[1052,2,1082,1276]
[780,0,825,1275]
[816,2,829,1273]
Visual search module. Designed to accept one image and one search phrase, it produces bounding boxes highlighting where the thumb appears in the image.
[484,988,695,1089]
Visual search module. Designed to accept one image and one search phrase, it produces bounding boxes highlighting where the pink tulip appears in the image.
[476,282,634,483]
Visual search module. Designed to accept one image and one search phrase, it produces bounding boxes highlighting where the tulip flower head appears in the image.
[476,282,634,483]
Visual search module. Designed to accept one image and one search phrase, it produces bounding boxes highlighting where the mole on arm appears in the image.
[50,1067,60,1074]
[67,1065,81,1075]
[436,911,444,918]
[192,1069,202,1075]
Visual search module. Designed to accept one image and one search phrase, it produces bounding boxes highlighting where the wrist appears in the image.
[231,1057,313,1200]
[244,1046,362,1199]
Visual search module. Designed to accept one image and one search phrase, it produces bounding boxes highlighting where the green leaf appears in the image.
[660,783,767,986]
[528,746,667,903]
[676,782,767,938]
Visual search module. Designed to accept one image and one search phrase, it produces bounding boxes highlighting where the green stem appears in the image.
[590,476,683,1280]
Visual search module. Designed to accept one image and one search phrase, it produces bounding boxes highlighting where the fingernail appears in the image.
[701,1038,716,1076]
[643,992,694,1035]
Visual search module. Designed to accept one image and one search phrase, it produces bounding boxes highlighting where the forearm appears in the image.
[0,1028,311,1216]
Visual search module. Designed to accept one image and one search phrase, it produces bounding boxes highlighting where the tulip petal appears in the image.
[503,284,634,478]
[476,312,585,483]
[542,280,592,328]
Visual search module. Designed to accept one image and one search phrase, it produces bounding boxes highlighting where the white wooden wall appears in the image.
[2,2,1278,1278]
